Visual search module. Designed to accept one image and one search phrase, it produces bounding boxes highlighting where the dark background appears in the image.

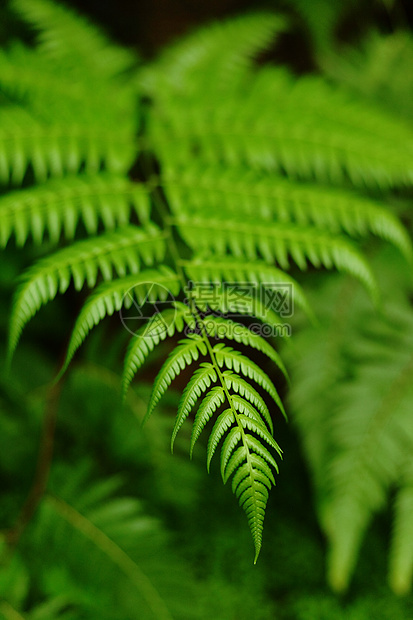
[61,0,413,58]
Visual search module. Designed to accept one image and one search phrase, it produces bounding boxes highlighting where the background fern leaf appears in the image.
[165,164,413,264]
[389,462,413,595]
[141,12,287,98]
[11,0,136,80]
[175,216,379,303]
[0,175,149,246]
[0,107,135,184]
[150,66,413,188]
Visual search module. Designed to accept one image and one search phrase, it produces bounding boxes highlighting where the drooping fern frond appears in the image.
[285,260,413,594]
[180,255,313,320]
[202,315,288,380]
[7,225,166,359]
[59,267,181,376]
[122,302,196,397]
[174,215,380,303]
[121,308,285,561]
[164,164,413,263]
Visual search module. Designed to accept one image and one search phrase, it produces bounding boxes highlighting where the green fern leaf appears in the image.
[181,255,313,320]
[219,426,243,479]
[221,438,277,562]
[8,225,166,359]
[188,284,287,333]
[190,386,225,457]
[213,343,286,419]
[0,175,149,246]
[222,371,273,433]
[225,450,276,486]
[166,164,413,264]
[145,335,207,422]
[59,267,181,377]
[151,66,413,188]
[237,412,281,456]
[231,460,274,494]
[389,463,413,595]
[172,362,217,451]
[207,409,235,471]
[122,302,194,397]
[0,106,135,184]
[141,12,287,98]
[12,0,136,80]
[175,216,379,303]
[202,314,288,379]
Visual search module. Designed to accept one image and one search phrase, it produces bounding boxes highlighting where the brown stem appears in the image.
[5,380,62,548]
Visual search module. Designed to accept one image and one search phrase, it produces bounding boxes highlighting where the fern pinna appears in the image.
[1,0,413,564]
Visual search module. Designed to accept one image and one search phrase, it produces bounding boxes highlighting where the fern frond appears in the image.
[8,225,165,359]
[190,386,226,457]
[288,294,413,593]
[188,372,281,560]
[172,362,217,451]
[141,12,287,97]
[145,335,207,422]
[230,393,271,433]
[389,462,413,595]
[12,0,136,80]
[222,371,273,433]
[206,408,235,470]
[175,216,379,303]
[150,64,413,188]
[323,31,413,122]
[221,434,278,562]
[122,302,195,397]
[181,255,313,319]
[165,165,413,264]
[212,343,285,418]
[188,283,286,332]
[59,267,181,377]
[202,314,288,379]
[0,107,135,184]
[0,175,149,247]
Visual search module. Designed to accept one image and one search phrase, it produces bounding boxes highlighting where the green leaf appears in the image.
[145,335,207,422]
[59,268,180,377]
